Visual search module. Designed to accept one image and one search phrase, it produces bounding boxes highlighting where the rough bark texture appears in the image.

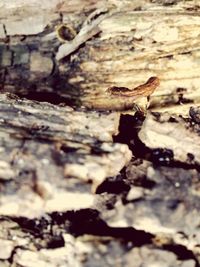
[0,0,200,113]
[0,0,200,267]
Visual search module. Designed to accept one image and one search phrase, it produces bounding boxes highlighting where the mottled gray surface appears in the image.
[0,0,200,266]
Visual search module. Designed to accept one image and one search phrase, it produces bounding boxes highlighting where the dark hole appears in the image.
[96,179,130,194]
[57,25,76,41]
[47,235,65,249]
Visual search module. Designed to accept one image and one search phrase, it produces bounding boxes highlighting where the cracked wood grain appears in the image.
[0,93,131,218]
[0,0,200,114]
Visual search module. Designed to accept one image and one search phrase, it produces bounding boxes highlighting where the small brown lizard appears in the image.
[106,76,160,111]
[84,77,160,111]
[107,77,159,99]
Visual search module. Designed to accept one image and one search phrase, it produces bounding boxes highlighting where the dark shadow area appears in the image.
[6,209,200,264]
[114,112,200,171]
[9,210,154,246]
[163,244,200,267]
[16,91,74,106]
[96,175,130,194]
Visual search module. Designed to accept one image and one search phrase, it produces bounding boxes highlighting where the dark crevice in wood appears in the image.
[15,91,77,106]
[3,210,154,246]
[162,244,200,267]
[2,211,200,264]
[114,113,200,171]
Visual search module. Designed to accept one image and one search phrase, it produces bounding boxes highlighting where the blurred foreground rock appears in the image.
[0,95,200,266]
[1,0,200,266]
[0,93,131,218]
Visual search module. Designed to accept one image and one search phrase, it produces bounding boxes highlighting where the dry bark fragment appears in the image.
[98,158,200,262]
[0,93,131,218]
[139,111,200,163]
[0,1,200,115]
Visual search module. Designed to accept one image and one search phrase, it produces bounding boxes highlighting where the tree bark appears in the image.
[0,1,200,266]
[0,0,200,113]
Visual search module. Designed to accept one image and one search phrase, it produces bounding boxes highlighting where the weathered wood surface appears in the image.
[140,111,200,163]
[0,0,200,113]
[0,1,200,266]
[0,93,132,218]
[0,94,199,266]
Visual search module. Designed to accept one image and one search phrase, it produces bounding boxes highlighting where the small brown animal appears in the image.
[107,77,160,99]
